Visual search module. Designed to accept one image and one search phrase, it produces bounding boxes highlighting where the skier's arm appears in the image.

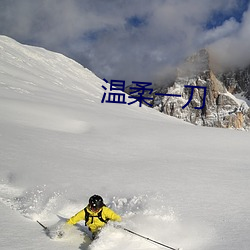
[67,209,85,225]
[104,207,122,222]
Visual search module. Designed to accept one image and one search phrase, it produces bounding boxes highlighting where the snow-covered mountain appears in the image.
[152,49,250,130]
[0,36,250,250]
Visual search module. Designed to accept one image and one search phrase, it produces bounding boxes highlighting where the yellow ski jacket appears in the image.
[67,206,121,233]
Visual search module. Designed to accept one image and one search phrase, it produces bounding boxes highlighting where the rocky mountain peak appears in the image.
[177,48,210,78]
[153,49,250,130]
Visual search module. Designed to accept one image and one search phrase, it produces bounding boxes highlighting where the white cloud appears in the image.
[0,0,249,82]
[200,17,240,45]
[209,4,250,68]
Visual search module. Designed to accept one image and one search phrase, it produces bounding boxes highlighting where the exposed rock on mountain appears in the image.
[217,66,250,101]
[153,49,250,130]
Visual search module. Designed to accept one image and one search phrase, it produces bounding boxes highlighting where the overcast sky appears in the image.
[0,0,249,83]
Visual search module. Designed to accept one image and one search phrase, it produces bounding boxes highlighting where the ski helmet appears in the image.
[89,195,104,210]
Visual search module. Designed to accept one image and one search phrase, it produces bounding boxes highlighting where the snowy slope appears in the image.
[0,36,250,250]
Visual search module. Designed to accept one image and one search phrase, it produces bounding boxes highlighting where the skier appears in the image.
[66,194,121,239]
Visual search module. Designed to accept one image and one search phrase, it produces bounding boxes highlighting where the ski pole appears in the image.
[37,220,48,231]
[122,227,180,250]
